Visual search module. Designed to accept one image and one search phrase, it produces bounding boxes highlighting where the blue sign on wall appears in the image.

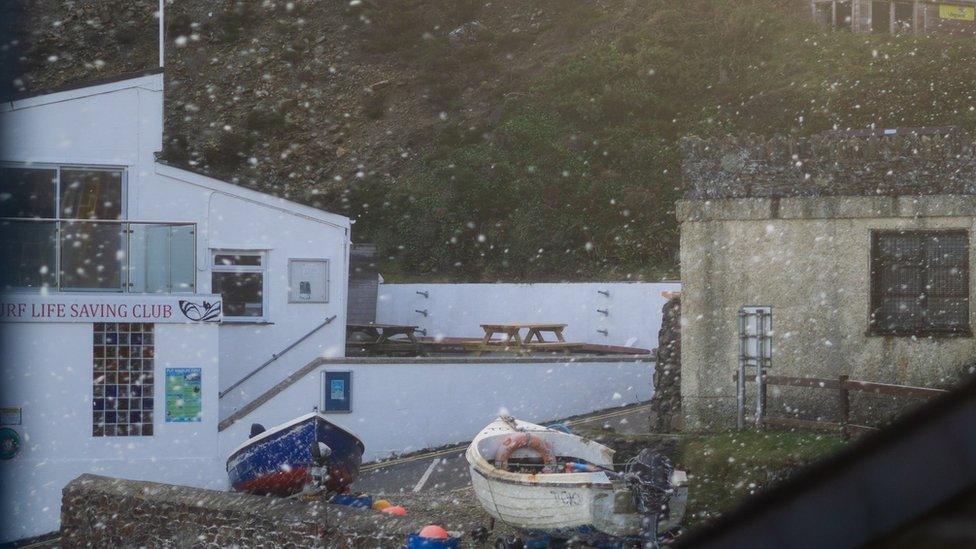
[323,371,351,413]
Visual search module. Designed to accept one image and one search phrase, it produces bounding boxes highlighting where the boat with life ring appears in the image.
[465,416,688,544]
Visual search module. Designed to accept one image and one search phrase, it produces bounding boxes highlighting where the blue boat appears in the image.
[226,411,365,496]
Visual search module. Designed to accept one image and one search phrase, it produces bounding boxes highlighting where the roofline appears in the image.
[154,161,351,231]
[1,68,164,103]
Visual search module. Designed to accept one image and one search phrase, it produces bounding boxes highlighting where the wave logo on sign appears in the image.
[178,300,222,322]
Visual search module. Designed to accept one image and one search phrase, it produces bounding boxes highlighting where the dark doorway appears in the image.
[872,1,892,33]
[837,1,853,29]
[894,2,914,32]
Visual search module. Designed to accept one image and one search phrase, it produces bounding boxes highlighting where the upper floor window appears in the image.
[0,165,123,220]
[870,231,970,336]
[212,251,267,321]
[0,164,195,294]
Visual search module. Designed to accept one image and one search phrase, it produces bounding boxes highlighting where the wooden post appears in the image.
[838,375,850,440]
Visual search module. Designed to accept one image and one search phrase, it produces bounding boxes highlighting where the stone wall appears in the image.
[60,474,425,548]
[650,297,681,432]
[681,130,976,200]
[677,194,976,429]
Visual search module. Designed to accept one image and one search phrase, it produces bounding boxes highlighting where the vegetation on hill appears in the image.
[8,0,976,280]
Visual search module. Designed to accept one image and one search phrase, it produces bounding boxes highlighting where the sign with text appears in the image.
[0,294,222,324]
[940,4,975,21]
[165,368,203,423]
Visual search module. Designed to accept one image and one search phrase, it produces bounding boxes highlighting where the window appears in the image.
[870,231,970,336]
[93,323,154,437]
[212,251,267,320]
[0,165,123,220]
[0,165,125,291]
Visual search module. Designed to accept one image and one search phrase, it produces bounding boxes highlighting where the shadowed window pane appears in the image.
[0,166,56,218]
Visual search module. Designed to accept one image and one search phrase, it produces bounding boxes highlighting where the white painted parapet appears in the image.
[377,282,681,351]
[218,356,654,465]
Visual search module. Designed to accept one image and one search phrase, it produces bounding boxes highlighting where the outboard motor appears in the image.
[309,442,333,492]
[625,449,675,548]
[250,423,266,438]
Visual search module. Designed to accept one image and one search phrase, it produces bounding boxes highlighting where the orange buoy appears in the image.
[382,505,407,516]
[418,525,449,540]
[372,499,392,511]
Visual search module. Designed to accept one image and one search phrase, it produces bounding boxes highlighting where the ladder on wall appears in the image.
[737,306,772,429]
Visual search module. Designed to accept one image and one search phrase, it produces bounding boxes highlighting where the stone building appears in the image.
[811,0,976,34]
[677,129,976,429]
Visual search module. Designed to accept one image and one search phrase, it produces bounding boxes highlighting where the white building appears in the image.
[0,71,351,542]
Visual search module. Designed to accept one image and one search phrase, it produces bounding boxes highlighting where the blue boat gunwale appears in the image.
[226,411,364,467]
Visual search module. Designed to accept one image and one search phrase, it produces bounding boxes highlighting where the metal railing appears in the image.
[0,218,196,293]
[734,371,949,439]
[219,315,338,399]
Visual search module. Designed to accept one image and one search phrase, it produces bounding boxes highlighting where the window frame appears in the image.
[869,229,972,338]
[1,163,128,293]
[211,249,270,323]
[0,162,128,221]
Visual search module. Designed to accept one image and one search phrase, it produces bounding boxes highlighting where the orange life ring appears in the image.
[494,433,556,471]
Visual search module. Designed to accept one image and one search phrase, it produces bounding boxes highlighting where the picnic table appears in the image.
[346,323,421,356]
[347,323,420,343]
[480,323,568,346]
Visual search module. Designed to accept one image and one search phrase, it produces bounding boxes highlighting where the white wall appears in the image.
[377,282,681,351]
[0,72,354,425]
[218,356,654,464]
[144,168,351,419]
[0,73,353,541]
[0,322,222,543]
[0,74,163,167]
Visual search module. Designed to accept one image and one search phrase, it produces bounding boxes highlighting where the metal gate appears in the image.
[737,306,772,429]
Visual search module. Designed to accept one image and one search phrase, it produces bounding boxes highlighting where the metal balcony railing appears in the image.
[0,218,196,293]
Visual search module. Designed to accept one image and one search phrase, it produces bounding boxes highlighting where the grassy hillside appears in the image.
[8,0,976,280]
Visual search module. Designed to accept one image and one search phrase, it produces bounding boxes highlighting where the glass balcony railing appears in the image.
[0,219,196,293]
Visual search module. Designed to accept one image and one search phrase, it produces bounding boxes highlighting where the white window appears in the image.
[211,250,267,321]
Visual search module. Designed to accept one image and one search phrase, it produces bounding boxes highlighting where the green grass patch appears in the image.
[678,430,846,528]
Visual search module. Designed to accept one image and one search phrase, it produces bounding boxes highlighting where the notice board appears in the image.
[166,368,203,422]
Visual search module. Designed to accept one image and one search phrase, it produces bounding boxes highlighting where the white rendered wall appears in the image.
[0,322,221,543]
[0,73,353,425]
[142,169,351,420]
[0,73,352,540]
[218,356,654,465]
[377,282,681,351]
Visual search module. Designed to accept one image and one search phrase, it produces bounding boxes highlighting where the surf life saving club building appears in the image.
[0,71,352,542]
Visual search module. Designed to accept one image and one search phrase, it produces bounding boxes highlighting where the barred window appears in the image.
[93,323,155,436]
[870,231,970,336]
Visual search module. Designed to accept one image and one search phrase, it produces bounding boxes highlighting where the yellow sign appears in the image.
[940,4,976,21]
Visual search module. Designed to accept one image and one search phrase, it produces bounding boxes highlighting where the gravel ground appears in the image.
[368,487,520,543]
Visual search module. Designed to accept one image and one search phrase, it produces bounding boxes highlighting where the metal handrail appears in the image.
[219,315,338,399]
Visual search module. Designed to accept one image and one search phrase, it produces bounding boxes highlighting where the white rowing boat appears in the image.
[465,416,687,542]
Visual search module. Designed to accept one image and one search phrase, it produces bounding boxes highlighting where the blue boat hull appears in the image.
[226,413,364,496]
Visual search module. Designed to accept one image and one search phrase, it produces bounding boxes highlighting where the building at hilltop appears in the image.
[677,128,976,429]
[811,0,976,33]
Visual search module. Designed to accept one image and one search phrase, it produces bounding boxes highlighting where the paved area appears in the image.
[355,402,653,495]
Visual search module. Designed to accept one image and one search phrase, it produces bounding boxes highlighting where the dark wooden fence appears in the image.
[734,372,949,439]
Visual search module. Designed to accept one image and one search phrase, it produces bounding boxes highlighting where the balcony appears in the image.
[0,219,196,293]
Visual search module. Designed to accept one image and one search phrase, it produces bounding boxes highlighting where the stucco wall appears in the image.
[218,356,654,465]
[376,282,681,351]
[678,195,976,429]
[0,322,221,543]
